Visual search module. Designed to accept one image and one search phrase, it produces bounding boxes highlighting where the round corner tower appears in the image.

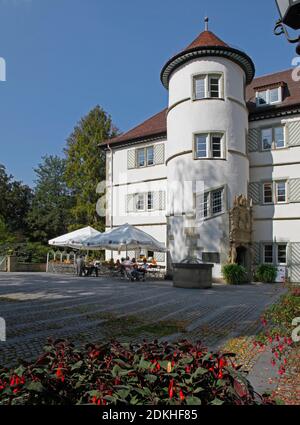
[161,24,255,278]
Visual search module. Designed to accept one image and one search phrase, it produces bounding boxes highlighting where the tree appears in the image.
[64,105,118,230]
[0,164,32,236]
[27,155,74,243]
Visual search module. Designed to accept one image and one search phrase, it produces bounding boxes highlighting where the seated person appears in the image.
[123,257,133,277]
[130,258,140,281]
[138,258,149,277]
[149,257,158,268]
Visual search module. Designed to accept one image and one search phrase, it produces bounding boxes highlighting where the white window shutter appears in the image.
[154,144,165,165]
[287,121,300,147]
[159,191,166,210]
[127,149,136,169]
[127,194,135,213]
[248,129,260,152]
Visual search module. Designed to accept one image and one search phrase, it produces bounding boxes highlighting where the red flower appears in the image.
[168,379,174,399]
[179,389,185,401]
[56,367,65,382]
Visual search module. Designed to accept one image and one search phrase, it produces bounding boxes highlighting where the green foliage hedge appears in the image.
[255,264,277,283]
[222,264,248,285]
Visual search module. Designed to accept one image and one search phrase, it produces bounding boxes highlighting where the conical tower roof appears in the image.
[161,25,255,89]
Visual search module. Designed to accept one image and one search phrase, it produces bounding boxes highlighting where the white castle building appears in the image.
[103,25,300,283]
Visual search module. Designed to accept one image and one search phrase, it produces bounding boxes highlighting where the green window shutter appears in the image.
[289,179,300,203]
[127,149,136,169]
[248,128,260,152]
[154,144,165,165]
[248,182,261,205]
[287,121,300,147]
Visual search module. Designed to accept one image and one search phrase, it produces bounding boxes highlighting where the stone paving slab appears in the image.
[0,273,285,370]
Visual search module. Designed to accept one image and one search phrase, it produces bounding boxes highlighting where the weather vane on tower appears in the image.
[204,17,209,31]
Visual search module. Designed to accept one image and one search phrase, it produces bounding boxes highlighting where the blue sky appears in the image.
[0,0,298,186]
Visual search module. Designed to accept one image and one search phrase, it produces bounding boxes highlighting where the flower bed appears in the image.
[0,339,274,405]
[256,285,300,375]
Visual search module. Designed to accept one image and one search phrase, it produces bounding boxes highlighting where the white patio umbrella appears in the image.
[83,223,166,252]
[48,226,101,249]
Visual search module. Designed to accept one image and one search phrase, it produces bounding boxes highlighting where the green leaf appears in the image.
[193,387,204,393]
[138,357,151,370]
[26,381,44,392]
[116,389,130,400]
[71,361,83,371]
[192,367,209,378]
[186,396,202,405]
[112,365,121,377]
[210,398,224,405]
[14,366,26,377]
[144,374,157,383]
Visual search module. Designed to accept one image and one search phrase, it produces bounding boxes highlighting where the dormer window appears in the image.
[193,73,223,100]
[256,86,282,106]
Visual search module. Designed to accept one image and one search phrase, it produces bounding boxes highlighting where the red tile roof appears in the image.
[106,69,300,147]
[105,109,167,146]
[184,30,228,51]
[246,68,300,114]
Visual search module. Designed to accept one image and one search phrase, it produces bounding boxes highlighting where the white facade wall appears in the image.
[105,140,168,263]
[248,116,300,280]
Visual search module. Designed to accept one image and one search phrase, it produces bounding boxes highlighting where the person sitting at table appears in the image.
[138,258,149,278]
[122,257,133,278]
[130,258,141,281]
[148,257,157,268]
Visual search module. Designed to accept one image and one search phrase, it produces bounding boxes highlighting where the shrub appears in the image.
[255,264,277,283]
[0,339,274,405]
[222,264,248,285]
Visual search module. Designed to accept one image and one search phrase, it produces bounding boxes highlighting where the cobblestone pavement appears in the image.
[0,273,285,367]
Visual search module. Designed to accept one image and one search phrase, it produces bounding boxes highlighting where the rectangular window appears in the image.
[274,126,285,149]
[146,146,154,166]
[269,88,280,104]
[147,192,154,210]
[261,126,285,151]
[212,189,223,215]
[257,90,267,106]
[195,134,208,158]
[137,149,145,167]
[256,87,282,106]
[136,194,144,211]
[263,183,273,204]
[277,244,287,265]
[276,181,286,203]
[209,75,220,98]
[193,74,222,100]
[211,134,222,158]
[136,146,155,168]
[262,128,273,150]
[194,76,206,100]
[264,245,273,264]
[195,133,224,159]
